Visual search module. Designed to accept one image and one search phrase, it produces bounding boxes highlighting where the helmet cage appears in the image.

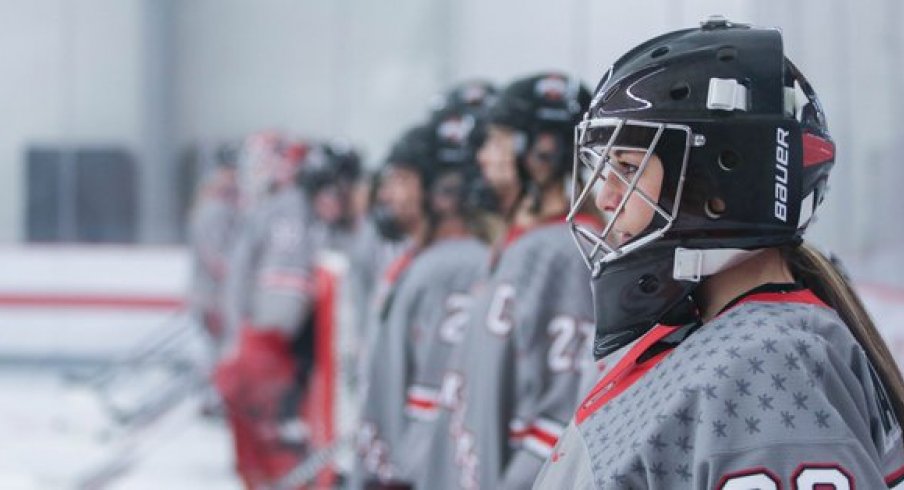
[568,116,701,275]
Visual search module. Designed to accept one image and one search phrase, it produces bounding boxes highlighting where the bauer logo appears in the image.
[774,127,790,222]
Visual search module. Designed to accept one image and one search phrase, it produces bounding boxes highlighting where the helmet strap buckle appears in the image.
[673,247,763,282]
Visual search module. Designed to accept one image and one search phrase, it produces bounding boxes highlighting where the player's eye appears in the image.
[613,160,639,178]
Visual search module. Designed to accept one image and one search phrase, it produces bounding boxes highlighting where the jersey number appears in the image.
[719,464,852,490]
[547,317,594,372]
[486,284,515,336]
[438,293,472,344]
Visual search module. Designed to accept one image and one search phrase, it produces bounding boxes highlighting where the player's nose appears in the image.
[595,176,622,214]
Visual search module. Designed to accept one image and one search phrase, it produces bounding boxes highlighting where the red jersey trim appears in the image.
[406,398,438,411]
[727,288,829,313]
[526,419,565,448]
[383,249,417,285]
[405,385,440,416]
[576,325,678,425]
[509,419,529,442]
[885,463,904,487]
[525,427,558,449]
[576,288,828,425]
[716,466,782,489]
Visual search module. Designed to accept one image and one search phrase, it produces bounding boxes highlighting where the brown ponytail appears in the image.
[786,242,904,426]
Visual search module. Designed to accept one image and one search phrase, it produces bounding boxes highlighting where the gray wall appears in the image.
[1,0,903,277]
[0,0,144,242]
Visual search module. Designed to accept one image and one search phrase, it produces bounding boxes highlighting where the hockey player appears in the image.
[187,143,241,358]
[534,17,904,489]
[299,141,363,256]
[347,173,409,346]
[357,125,436,360]
[355,81,496,488]
[215,133,316,489]
[416,72,595,490]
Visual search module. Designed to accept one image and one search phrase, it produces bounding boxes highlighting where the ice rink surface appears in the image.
[0,310,241,489]
[0,248,903,489]
[0,247,242,489]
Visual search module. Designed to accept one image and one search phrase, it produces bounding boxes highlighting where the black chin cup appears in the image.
[590,245,698,359]
[371,204,405,242]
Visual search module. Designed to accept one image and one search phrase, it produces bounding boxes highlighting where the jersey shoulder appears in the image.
[497,222,585,277]
[667,300,875,447]
[414,237,488,269]
[404,238,488,284]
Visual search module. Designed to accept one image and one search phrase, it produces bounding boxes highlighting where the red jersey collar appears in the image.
[719,288,828,318]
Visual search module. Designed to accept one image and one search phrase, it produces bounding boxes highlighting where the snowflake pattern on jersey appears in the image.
[575,301,868,489]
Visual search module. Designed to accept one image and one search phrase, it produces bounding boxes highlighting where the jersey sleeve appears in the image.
[355,270,425,483]
[221,218,257,338]
[530,421,596,490]
[191,201,235,281]
[250,191,316,333]
[502,251,594,489]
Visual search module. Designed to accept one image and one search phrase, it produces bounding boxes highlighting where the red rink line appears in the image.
[0,293,184,310]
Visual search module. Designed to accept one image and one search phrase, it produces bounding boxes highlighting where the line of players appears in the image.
[186,71,602,489]
[186,17,904,490]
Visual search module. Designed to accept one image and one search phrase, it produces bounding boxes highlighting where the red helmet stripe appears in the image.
[802,133,835,168]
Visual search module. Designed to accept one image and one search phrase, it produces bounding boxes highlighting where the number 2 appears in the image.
[438,293,472,344]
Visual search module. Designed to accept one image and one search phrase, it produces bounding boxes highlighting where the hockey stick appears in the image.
[272,433,353,490]
[74,369,207,490]
[64,311,195,389]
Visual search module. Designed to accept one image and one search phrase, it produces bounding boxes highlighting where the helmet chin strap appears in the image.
[672,247,765,282]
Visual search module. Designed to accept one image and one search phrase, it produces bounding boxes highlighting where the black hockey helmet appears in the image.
[488,72,591,179]
[427,81,499,213]
[384,124,436,186]
[372,124,436,240]
[568,16,836,358]
[431,79,497,115]
[298,141,362,194]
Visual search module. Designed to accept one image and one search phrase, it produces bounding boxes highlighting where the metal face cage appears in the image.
[567,116,701,275]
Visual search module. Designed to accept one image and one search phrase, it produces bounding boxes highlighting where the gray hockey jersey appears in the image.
[221,186,315,336]
[533,289,904,489]
[187,193,239,317]
[356,237,489,484]
[416,218,596,490]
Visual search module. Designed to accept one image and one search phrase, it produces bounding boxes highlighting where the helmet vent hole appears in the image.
[638,274,660,294]
[651,46,670,58]
[717,150,741,171]
[669,82,691,101]
[705,197,727,219]
[717,47,738,62]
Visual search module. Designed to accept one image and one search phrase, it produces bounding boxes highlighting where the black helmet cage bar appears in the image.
[567,115,704,276]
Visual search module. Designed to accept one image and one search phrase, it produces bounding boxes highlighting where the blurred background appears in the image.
[1,0,903,488]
